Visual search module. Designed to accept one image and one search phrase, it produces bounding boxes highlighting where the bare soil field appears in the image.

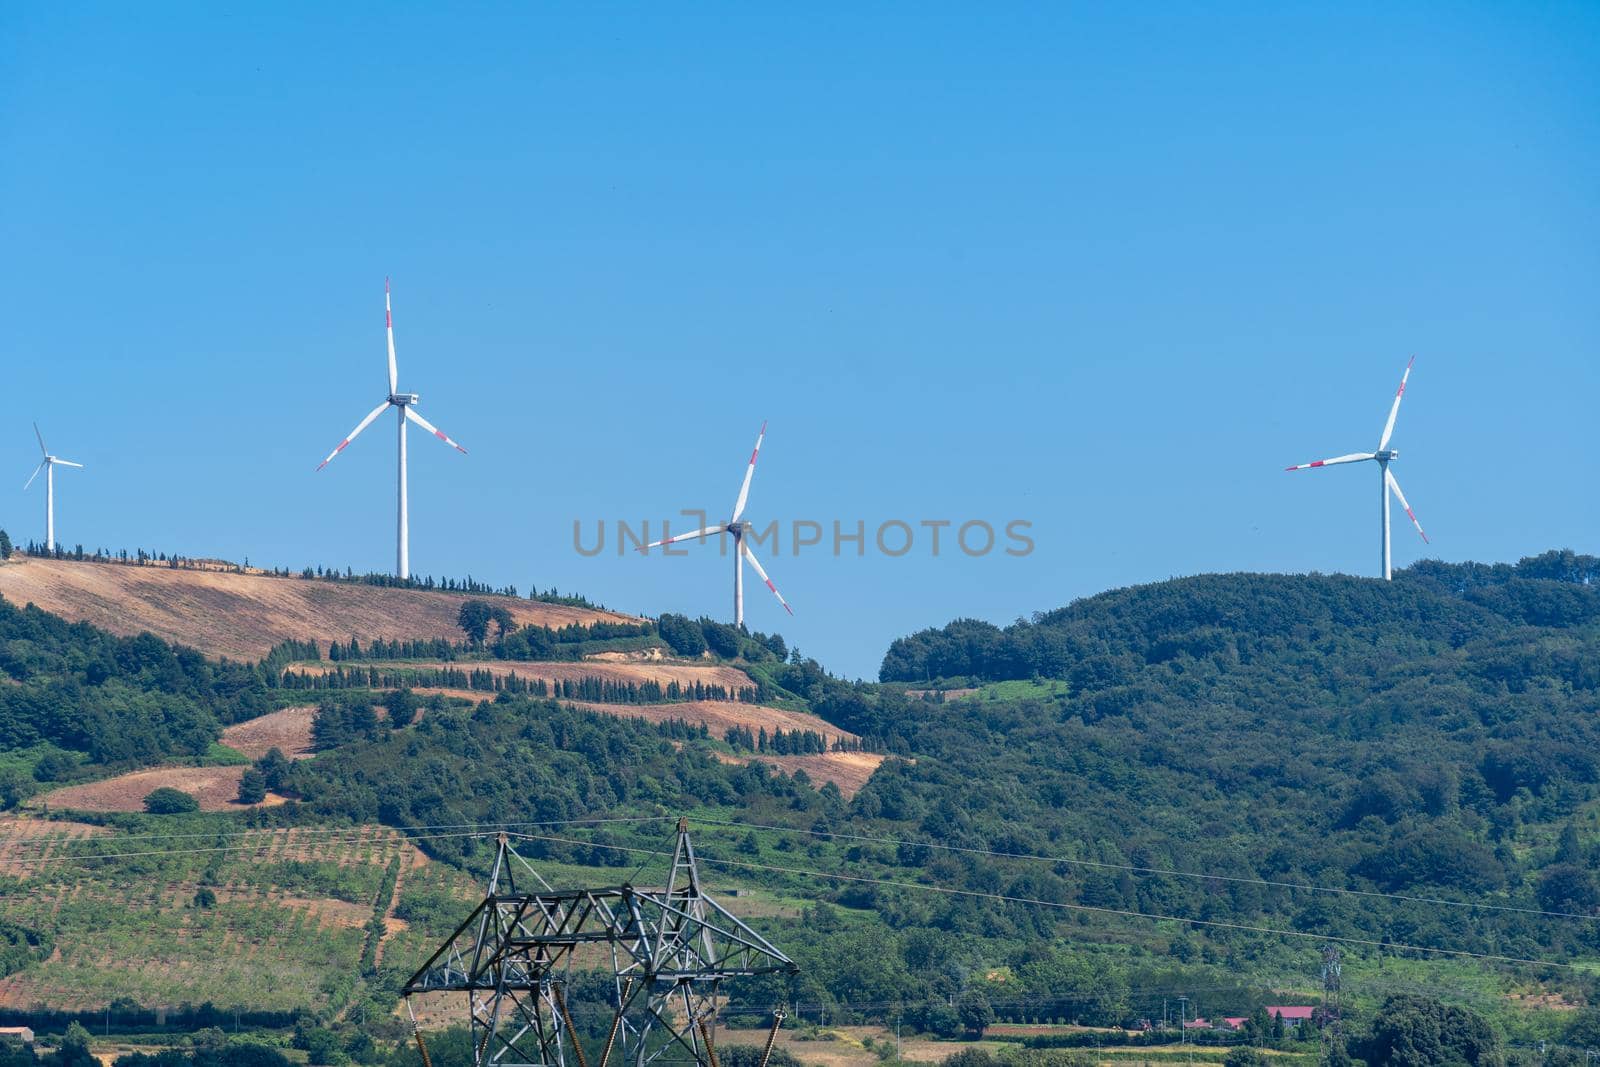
[0,556,635,661]
[32,766,286,813]
[710,749,885,797]
[219,705,318,759]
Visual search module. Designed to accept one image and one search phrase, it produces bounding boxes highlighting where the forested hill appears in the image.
[880,550,1600,687]
[818,550,1600,964]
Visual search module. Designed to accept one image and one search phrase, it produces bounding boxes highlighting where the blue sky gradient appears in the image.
[2,4,1596,677]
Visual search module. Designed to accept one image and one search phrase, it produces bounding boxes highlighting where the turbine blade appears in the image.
[385,277,399,396]
[741,542,793,615]
[1378,355,1415,451]
[639,525,728,554]
[1285,452,1377,471]
[316,399,392,470]
[32,422,46,456]
[54,459,83,469]
[1386,468,1429,544]
[404,407,467,455]
[730,421,767,523]
[22,460,45,491]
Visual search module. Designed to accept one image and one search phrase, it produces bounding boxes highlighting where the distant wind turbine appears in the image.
[1286,357,1428,580]
[640,422,793,627]
[315,279,467,579]
[24,423,83,553]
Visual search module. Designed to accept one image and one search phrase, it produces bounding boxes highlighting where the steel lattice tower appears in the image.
[1320,946,1343,1062]
[403,820,796,1067]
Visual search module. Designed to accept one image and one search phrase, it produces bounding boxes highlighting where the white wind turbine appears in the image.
[1285,356,1429,580]
[640,422,793,627]
[24,423,83,553]
[316,279,468,579]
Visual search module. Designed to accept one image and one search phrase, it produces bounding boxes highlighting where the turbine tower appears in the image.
[24,423,83,553]
[1286,357,1428,580]
[641,422,793,627]
[316,279,467,579]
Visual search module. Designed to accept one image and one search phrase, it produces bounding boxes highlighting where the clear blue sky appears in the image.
[2,4,1596,678]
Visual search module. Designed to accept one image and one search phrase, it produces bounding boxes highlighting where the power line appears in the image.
[689,816,1600,924]
[0,815,673,854]
[503,831,1580,972]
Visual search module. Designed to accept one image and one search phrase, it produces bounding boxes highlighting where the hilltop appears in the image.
[0,555,633,660]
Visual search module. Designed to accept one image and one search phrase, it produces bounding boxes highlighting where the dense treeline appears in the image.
[879,551,1600,685]
[280,666,758,704]
[0,595,270,767]
[276,695,832,865]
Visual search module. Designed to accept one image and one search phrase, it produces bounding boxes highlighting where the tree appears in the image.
[54,1023,96,1067]
[0,530,11,560]
[256,747,292,791]
[385,688,420,728]
[144,787,199,814]
[490,605,516,639]
[1224,1050,1269,1067]
[957,988,995,1038]
[1357,994,1499,1067]
[458,600,493,645]
[235,769,268,805]
[193,887,217,909]
[657,614,708,657]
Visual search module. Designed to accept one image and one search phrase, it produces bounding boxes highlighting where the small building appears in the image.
[1266,1006,1316,1027]
[1222,1017,1249,1031]
[0,1028,35,1045]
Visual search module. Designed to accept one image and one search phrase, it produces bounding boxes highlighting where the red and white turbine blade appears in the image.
[730,421,767,523]
[1285,452,1376,472]
[22,460,45,491]
[639,525,728,553]
[741,542,793,616]
[1378,356,1415,451]
[405,407,468,455]
[316,399,392,470]
[385,278,399,397]
[1385,468,1429,544]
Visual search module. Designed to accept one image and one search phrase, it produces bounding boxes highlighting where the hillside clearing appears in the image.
[219,705,318,760]
[0,556,635,660]
[33,766,286,813]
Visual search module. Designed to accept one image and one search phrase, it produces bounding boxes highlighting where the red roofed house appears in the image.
[1222,1018,1249,1031]
[1267,1007,1316,1028]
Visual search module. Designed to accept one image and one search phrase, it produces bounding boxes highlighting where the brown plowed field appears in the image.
[0,556,635,660]
[710,750,885,797]
[219,705,317,759]
[33,766,286,813]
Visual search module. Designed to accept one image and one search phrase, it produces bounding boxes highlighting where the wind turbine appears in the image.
[24,424,83,553]
[640,422,793,627]
[1286,357,1429,580]
[316,279,467,579]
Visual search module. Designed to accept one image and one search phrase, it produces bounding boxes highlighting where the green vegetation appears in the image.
[3,550,1600,1064]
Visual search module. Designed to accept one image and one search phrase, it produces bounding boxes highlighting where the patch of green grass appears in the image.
[204,742,250,766]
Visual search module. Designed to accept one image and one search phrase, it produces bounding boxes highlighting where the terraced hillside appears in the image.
[0,555,634,660]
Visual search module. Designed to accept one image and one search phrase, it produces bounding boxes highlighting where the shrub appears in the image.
[144,787,199,814]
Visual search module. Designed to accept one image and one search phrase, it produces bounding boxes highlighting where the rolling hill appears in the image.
[0,555,633,660]
[1,549,1598,1060]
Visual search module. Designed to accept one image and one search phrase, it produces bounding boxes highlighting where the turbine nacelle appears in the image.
[389,393,419,407]
[1376,449,1398,462]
